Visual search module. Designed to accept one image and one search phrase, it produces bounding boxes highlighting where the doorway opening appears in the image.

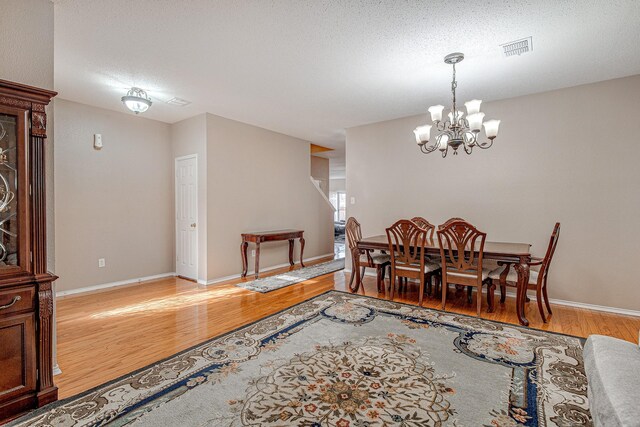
[330,191,346,258]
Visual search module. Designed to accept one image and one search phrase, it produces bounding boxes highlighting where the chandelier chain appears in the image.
[451,62,457,118]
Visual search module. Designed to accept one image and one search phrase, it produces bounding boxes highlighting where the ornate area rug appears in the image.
[235,258,344,293]
[11,291,590,426]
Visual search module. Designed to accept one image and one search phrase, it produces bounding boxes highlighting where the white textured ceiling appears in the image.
[54,0,640,153]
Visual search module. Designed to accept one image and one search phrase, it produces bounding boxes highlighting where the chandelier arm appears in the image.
[462,130,477,146]
[435,133,449,157]
[435,120,448,132]
[474,138,495,150]
[462,141,473,155]
[419,141,440,154]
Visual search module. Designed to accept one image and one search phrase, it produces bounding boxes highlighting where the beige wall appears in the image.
[171,114,208,282]
[346,75,640,312]
[311,155,330,196]
[54,99,174,292]
[0,0,54,90]
[206,113,334,281]
[0,0,56,272]
[330,178,346,193]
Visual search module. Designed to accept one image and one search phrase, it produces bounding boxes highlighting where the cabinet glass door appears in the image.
[0,113,19,269]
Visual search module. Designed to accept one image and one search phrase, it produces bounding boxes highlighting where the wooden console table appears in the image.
[241,230,305,279]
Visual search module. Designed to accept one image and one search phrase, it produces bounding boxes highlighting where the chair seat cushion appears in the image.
[446,267,492,281]
[396,260,441,274]
[488,266,539,285]
[360,253,390,265]
[583,335,640,427]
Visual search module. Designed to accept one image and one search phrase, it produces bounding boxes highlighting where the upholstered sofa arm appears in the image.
[583,335,640,427]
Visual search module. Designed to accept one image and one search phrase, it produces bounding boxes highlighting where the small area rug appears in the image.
[10,291,590,426]
[235,258,344,293]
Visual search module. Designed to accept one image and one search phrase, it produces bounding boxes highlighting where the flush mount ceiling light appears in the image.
[121,87,152,114]
[413,52,501,157]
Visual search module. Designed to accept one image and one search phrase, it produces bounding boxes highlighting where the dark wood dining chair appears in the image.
[487,222,561,323]
[437,219,492,316]
[410,217,435,238]
[386,219,441,306]
[346,217,390,293]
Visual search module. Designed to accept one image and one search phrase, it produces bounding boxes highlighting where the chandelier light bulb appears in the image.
[439,135,449,151]
[428,105,445,122]
[413,125,432,144]
[467,112,485,131]
[483,119,501,139]
[465,99,482,115]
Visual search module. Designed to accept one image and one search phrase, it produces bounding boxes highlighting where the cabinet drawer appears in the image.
[0,286,35,316]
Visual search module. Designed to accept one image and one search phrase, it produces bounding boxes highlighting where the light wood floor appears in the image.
[55,258,640,399]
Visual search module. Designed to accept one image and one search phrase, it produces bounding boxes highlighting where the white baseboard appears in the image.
[205,253,336,286]
[53,364,62,376]
[56,272,176,297]
[342,269,640,318]
[526,295,640,317]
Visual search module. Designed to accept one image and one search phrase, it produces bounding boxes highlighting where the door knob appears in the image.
[191,223,196,228]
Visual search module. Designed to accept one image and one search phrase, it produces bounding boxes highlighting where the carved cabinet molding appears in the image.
[0,79,58,422]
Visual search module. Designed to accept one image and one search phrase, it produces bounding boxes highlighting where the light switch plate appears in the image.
[350,196,356,205]
[98,258,105,268]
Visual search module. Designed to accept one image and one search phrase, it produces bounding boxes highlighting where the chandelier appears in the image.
[413,52,500,157]
[121,87,152,114]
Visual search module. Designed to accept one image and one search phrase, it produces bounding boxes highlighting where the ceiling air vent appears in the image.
[500,37,533,57]
[166,97,191,107]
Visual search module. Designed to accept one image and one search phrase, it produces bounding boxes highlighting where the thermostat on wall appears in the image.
[94,134,103,149]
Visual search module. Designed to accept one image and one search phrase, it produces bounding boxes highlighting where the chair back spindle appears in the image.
[411,217,435,239]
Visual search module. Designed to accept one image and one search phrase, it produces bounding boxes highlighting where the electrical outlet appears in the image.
[251,250,256,257]
[98,258,106,268]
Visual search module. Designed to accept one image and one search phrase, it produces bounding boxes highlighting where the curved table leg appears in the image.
[299,236,306,267]
[240,241,248,278]
[254,242,261,279]
[514,260,530,326]
[288,239,295,266]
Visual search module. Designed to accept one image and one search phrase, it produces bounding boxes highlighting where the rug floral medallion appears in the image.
[12,291,591,427]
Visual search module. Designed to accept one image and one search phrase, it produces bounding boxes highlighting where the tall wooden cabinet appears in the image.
[0,80,58,421]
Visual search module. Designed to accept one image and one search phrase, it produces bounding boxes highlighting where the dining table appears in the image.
[355,235,533,326]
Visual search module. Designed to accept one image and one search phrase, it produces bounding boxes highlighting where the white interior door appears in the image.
[175,155,198,280]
